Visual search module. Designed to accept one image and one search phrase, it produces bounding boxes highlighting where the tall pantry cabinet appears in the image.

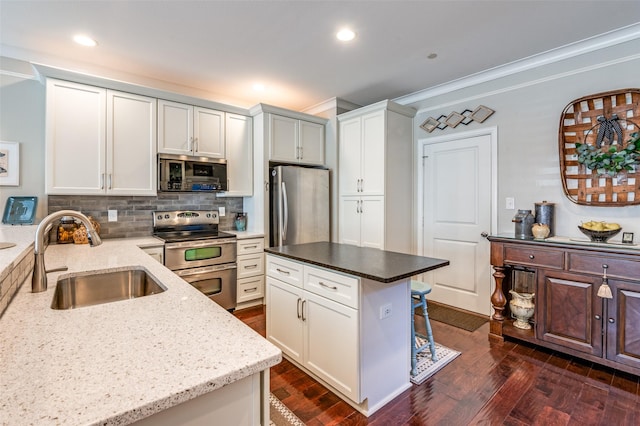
[338,100,415,253]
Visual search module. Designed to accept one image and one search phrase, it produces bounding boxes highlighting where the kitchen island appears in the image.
[0,228,281,426]
[265,242,449,416]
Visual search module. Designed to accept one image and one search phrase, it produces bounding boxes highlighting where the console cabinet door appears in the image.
[538,270,603,357]
[606,279,640,369]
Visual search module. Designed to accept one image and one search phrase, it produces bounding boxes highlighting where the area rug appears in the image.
[410,337,461,385]
[270,393,305,426]
[426,302,489,332]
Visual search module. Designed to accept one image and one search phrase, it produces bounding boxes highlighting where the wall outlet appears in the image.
[505,197,515,210]
[380,303,392,319]
[108,209,117,222]
[218,206,226,216]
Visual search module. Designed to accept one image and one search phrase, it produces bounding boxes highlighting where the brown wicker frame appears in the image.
[558,89,640,206]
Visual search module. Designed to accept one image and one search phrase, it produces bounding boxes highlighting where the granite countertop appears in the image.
[265,242,450,283]
[0,232,281,425]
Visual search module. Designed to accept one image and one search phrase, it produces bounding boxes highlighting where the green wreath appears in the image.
[575,132,640,177]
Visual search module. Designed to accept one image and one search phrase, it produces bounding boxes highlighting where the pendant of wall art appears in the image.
[419,105,495,133]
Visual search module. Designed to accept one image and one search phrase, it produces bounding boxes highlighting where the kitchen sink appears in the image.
[51,267,166,310]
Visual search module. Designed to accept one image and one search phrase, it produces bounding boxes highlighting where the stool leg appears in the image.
[421,295,438,362]
[411,300,418,376]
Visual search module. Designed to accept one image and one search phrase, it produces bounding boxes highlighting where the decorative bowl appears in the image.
[578,225,621,243]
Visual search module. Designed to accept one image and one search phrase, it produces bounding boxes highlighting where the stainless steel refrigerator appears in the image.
[270,165,330,247]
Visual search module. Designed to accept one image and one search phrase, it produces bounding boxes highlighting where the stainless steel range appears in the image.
[152,210,237,311]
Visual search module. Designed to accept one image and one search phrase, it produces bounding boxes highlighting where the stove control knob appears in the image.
[164,214,170,219]
[157,215,162,220]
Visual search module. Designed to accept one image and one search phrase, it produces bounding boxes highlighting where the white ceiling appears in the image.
[1,1,639,111]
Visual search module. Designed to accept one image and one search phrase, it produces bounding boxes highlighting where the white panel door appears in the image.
[338,196,361,247]
[266,277,304,363]
[270,114,298,162]
[194,107,225,158]
[338,117,362,195]
[361,111,385,195]
[360,196,384,250]
[422,133,493,315]
[157,100,193,155]
[298,120,325,165]
[222,113,253,196]
[107,91,157,195]
[303,290,359,402]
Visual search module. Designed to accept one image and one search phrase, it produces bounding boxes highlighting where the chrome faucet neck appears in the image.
[32,210,103,293]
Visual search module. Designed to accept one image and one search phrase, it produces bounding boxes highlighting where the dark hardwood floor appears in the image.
[234,305,640,425]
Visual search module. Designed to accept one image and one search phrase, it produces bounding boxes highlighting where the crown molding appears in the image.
[394,23,640,107]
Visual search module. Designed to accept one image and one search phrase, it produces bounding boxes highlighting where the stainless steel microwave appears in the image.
[158,154,228,192]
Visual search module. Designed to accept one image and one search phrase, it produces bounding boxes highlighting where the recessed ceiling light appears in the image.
[73,34,97,47]
[336,28,356,42]
[253,83,265,92]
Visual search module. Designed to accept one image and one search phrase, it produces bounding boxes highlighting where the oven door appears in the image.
[164,238,236,270]
[176,264,237,311]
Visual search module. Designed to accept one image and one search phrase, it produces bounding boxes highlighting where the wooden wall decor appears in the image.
[559,89,640,206]
[420,105,494,133]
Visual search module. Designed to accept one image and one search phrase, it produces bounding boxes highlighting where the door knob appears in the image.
[481,232,489,238]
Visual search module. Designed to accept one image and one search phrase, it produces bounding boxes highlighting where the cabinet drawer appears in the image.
[237,238,264,256]
[304,265,359,309]
[237,253,264,279]
[568,253,640,281]
[504,246,564,269]
[237,275,265,303]
[266,255,303,288]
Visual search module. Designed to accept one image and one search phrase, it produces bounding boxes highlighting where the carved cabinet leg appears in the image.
[490,265,507,339]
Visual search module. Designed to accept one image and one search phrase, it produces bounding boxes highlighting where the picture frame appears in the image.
[622,232,634,244]
[0,141,20,186]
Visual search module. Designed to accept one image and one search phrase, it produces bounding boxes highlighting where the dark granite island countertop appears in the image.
[265,242,449,283]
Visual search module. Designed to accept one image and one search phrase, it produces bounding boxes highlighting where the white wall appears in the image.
[405,37,640,241]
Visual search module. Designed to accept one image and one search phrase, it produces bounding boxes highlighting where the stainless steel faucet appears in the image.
[32,210,103,293]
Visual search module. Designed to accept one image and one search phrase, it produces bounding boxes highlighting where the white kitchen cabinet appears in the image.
[337,100,415,253]
[339,196,384,250]
[269,114,325,165]
[266,253,411,416]
[141,245,164,264]
[266,258,359,401]
[158,99,225,158]
[220,113,253,197]
[236,237,265,307]
[46,79,157,195]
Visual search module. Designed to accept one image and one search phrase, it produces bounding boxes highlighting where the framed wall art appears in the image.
[0,141,20,186]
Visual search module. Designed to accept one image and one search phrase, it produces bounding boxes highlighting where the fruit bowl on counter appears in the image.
[578,221,622,243]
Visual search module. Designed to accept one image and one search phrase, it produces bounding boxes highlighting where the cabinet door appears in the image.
[158,100,193,155]
[194,107,225,158]
[338,196,362,247]
[606,279,640,369]
[338,117,362,195]
[361,110,385,195]
[266,277,304,363]
[298,120,325,165]
[304,290,359,402]
[360,196,384,250]
[107,91,157,195]
[46,79,106,195]
[539,270,603,356]
[221,113,253,196]
[269,114,298,162]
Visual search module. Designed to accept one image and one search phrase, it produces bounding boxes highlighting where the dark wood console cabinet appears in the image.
[488,235,640,375]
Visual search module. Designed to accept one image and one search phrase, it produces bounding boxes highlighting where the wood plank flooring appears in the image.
[234,305,640,425]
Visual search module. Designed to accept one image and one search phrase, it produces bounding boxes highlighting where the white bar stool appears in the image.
[411,280,438,376]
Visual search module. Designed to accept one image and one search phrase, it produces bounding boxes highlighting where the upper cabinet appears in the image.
[220,113,253,197]
[46,79,157,196]
[269,114,325,166]
[158,100,225,159]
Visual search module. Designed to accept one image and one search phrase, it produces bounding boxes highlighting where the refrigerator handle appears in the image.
[281,181,289,242]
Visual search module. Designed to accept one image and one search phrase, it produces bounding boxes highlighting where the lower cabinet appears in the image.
[236,238,265,308]
[338,196,384,249]
[141,245,164,264]
[266,253,411,416]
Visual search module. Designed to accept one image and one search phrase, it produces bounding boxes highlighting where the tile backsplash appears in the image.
[48,193,243,240]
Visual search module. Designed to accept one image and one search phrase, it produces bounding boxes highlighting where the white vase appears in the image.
[509,290,535,330]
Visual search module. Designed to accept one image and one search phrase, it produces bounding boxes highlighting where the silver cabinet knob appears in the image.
[529,254,535,259]
[608,318,615,324]
[595,315,601,320]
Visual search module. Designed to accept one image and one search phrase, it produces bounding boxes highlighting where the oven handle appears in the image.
[165,239,236,249]
[175,263,237,277]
